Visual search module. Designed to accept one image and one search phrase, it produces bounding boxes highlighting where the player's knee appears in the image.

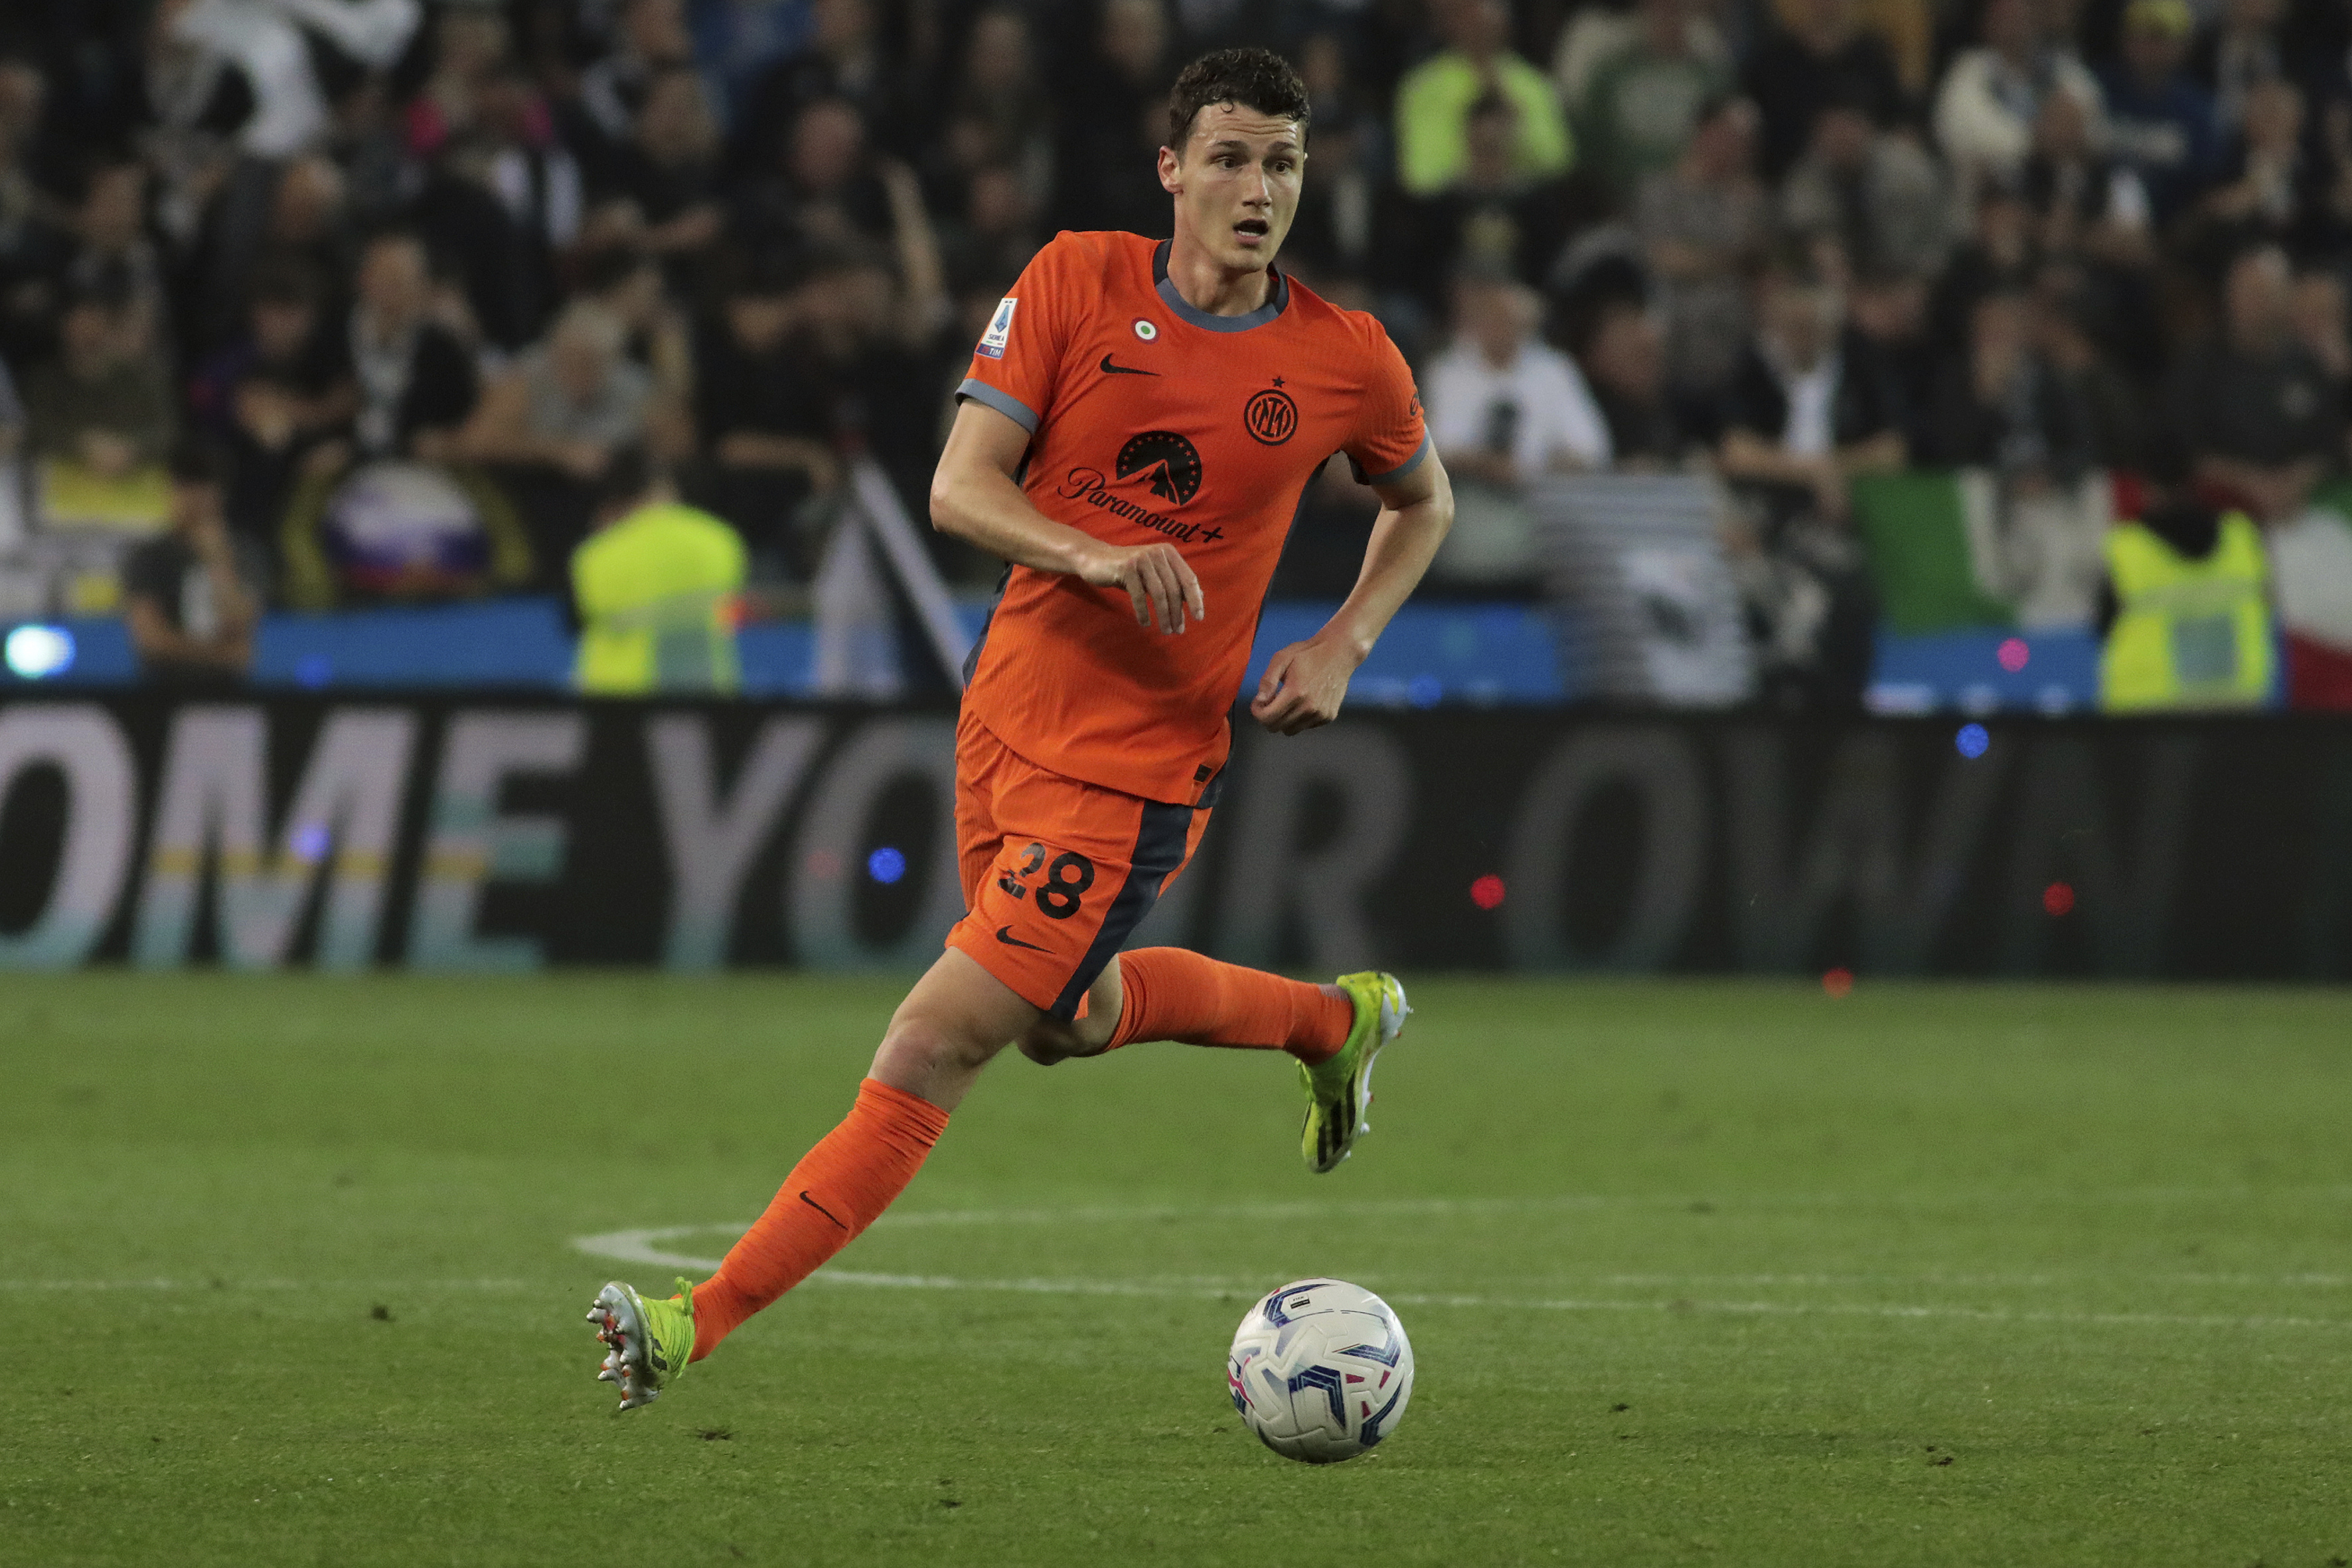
[1017,1019,1083,1065]
[1017,1015,1107,1065]
[874,1014,998,1080]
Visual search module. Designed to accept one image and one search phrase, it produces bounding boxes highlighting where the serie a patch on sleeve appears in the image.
[977,297,1017,359]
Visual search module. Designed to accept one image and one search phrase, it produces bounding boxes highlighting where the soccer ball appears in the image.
[1226,1278,1414,1463]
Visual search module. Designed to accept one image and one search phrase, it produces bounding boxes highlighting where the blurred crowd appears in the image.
[3,0,2352,702]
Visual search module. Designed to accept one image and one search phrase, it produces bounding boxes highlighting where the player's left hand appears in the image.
[1251,636,1361,736]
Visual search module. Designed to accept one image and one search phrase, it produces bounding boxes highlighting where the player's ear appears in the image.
[1156,143,1183,195]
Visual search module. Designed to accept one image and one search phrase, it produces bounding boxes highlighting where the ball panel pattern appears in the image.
[1225,1279,1415,1464]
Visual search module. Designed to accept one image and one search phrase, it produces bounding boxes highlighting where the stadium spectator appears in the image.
[406,131,548,355]
[1636,92,1768,421]
[1278,31,1381,285]
[2183,78,2352,270]
[64,161,168,356]
[1571,295,1689,466]
[1930,181,2040,352]
[0,60,65,368]
[577,0,697,155]
[1385,90,1589,327]
[1778,89,1952,285]
[729,0,913,176]
[939,163,1042,302]
[1848,0,1938,100]
[452,64,585,329]
[24,279,177,492]
[1932,0,2105,201]
[187,260,356,540]
[1393,0,1575,198]
[405,0,511,159]
[1718,249,1905,522]
[736,96,903,264]
[2036,272,2152,468]
[188,149,352,358]
[1921,289,2099,480]
[1739,0,1908,182]
[787,244,942,510]
[1572,0,1734,198]
[2019,88,2154,272]
[570,445,745,694]
[2095,445,2274,709]
[939,8,1053,206]
[2291,264,2352,388]
[1849,264,1940,450]
[578,248,695,437]
[2096,0,2221,230]
[2170,243,2339,520]
[584,62,726,295]
[1717,249,1901,708]
[120,439,256,686]
[456,299,683,565]
[259,155,355,297]
[145,0,333,165]
[1423,266,1610,591]
[696,260,840,579]
[343,230,477,463]
[1054,0,1176,237]
[2188,0,2283,134]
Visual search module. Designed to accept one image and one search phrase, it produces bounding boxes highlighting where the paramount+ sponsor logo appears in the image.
[1055,431,1225,544]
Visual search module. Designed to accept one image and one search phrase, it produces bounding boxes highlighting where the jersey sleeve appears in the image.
[1342,321,1431,486]
[955,236,1081,438]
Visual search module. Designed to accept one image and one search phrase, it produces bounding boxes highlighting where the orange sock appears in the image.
[1105,947,1354,1063]
[690,1078,948,1360]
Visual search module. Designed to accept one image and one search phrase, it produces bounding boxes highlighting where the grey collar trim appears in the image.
[1152,240,1288,332]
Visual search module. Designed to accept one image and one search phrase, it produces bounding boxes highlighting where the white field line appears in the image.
[563,1223,2352,1332]
[860,1189,2352,1224]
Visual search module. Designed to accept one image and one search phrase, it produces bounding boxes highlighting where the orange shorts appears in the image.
[945,709,1214,1019]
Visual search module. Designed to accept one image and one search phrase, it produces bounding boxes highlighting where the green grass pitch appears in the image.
[5,973,2350,1566]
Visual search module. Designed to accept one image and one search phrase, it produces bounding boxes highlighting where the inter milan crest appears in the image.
[1116,431,1204,505]
[1243,386,1298,445]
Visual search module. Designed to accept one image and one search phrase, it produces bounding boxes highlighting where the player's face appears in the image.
[1160,104,1304,274]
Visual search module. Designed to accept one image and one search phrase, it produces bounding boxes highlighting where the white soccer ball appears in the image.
[1226,1277,1414,1463]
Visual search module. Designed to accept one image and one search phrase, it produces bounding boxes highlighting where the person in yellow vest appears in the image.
[571,448,747,694]
[2096,479,2274,711]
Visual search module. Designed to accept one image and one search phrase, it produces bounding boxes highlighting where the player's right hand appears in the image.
[1081,541,1206,635]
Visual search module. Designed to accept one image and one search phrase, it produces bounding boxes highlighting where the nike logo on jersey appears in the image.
[996,925,1052,951]
[1099,354,1157,376]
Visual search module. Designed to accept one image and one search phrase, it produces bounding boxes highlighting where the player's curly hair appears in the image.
[1166,47,1310,155]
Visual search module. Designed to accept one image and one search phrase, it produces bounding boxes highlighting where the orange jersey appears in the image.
[956,230,1428,805]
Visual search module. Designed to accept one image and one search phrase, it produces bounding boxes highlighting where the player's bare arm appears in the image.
[1253,453,1454,737]
[931,397,1206,634]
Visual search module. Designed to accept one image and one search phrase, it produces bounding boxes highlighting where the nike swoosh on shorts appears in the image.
[996,925,1052,951]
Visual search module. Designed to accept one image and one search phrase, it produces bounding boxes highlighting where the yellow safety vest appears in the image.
[571,502,747,695]
[2098,511,2272,712]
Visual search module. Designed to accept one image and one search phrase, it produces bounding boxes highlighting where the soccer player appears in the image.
[588,46,1454,1409]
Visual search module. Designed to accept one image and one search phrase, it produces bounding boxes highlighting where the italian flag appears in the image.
[1849,469,2126,635]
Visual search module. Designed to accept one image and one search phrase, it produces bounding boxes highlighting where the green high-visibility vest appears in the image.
[2098,511,2272,712]
[571,501,747,695]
